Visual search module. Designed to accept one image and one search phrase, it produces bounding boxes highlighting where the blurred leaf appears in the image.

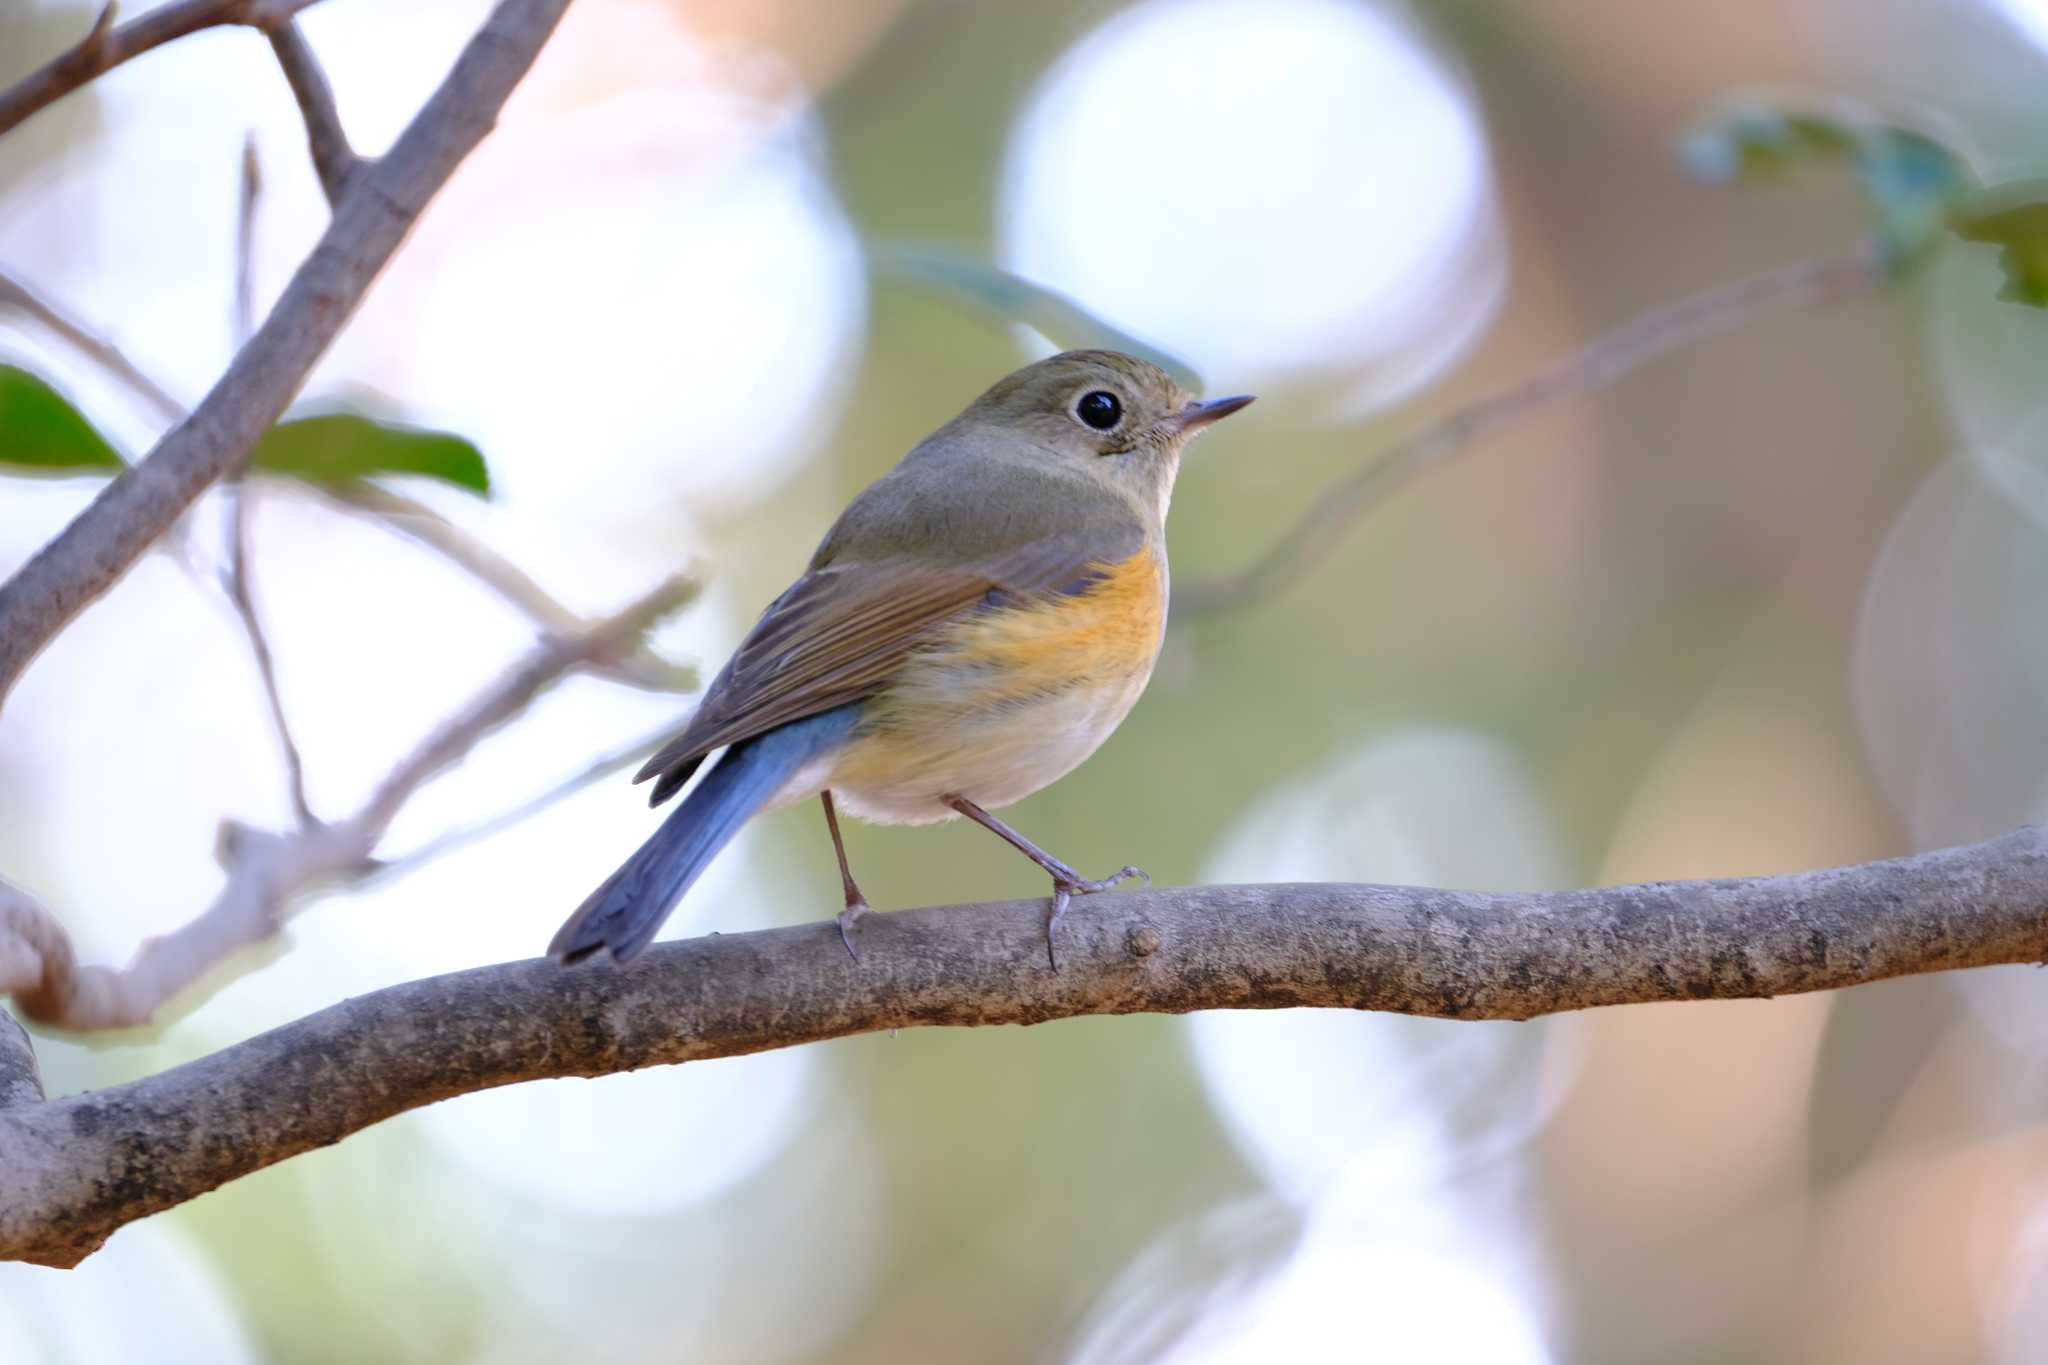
[1680,107,1858,181]
[253,412,490,496]
[1950,179,2048,307]
[873,245,1204,392]
[0,364,125,476]
[1683,100,1976,270]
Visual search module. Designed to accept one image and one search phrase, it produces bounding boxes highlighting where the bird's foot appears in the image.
[836,894,871,963]
[1043,864,1148,971]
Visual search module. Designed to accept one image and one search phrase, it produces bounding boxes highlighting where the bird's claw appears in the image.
[1042,864,1149,971]
[836,897,870,963]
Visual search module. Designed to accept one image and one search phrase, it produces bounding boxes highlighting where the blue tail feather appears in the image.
[550,706,861,963]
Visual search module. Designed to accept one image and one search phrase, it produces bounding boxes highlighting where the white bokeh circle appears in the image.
[1988,0,2048,50]
[0,1221,256,1365]
[1065,1195,1552,1365]
[1854,457,2048,1049]
[1189,728,1576,1199]
[412,1050,819,1221]
[385,114,865,516]
[1001,0,1501,395]
[1853,456,2048,850]
[1093,729,1571,1365]
[1931,246,2048,534]
[1151,1230,1551,1365]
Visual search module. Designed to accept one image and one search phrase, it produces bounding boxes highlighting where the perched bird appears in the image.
[549,350,1252,968]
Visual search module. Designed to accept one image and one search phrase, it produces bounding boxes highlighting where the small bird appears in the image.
[549,350,1252,968]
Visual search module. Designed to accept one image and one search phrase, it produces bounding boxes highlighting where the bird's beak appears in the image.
[1175,394,1256,431]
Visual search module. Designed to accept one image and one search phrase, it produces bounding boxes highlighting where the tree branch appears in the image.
[261,16,360,204]
[0,262,685,695]
[0,1009,42,1110]
[2,825,2044,1267]
[373,716,673,876]
[1176,247,1890,615]
[0,0,330,140]
[0,0,576,713]
[0,572,697,1033]
[345,573,697,836]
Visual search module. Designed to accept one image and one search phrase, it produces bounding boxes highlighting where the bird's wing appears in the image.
[635,526,1144,804]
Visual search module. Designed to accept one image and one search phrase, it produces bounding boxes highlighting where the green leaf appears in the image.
[252,411,491,496]
[872,245,1205,393]
[1949,179,2048,308]
[1682,100,1976,271]
[0,364,125,476]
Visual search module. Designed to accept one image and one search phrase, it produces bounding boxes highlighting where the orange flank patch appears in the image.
[826,547,1168,793]
[930,547,1167,700]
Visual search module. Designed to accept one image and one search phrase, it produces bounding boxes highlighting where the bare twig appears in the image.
[318,483,697,691]
[319,483,586,636]
[346,573,697,835]
[1,824,2043,1267]
[376,716,678,875]
[261,17,360,204]
[0,573,698,1034]
[0,263,218,576]
[218,546,315,823]
[0,0,332,140]
[0,0,577,713]
[233,134,262,346]
[220,136,317,825]
[0,269,184,423]
[1176,247,1890,615]
[0,830,370,1034]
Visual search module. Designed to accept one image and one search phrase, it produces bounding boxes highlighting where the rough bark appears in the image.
[3,826,2044,1268]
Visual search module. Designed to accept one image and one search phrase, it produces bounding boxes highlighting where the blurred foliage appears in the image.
[0,365,123,474]
[0,369,490,494]
[1684,98,1975,266]
[249,410,491,496]
[1686,94,2048,300]
[1951,178,2048,304]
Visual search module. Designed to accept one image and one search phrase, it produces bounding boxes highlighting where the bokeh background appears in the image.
[5,0,2048,1360]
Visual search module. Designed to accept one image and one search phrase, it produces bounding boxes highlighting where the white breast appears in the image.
[818,668,1153,826]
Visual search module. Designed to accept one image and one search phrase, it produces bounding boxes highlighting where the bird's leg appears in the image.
[820,790,869,961]
[943,793,1148,970]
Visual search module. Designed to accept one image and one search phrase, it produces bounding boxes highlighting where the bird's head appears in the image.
[947,350,1253,520]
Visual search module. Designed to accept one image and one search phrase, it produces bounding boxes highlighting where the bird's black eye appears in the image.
[1075,390,1122,431]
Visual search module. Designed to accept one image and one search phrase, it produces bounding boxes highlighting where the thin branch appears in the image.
[219,547,314,823]
[345,573,698,835]
[318,483,586,636]
[0,268,184,423]
[221,136,317,825]
[0,573,698,1034]
[1176,247,1890,615]
[375,716,677,876]
[233,134,261,347]
[2,824,2044,1267]
[0,0,578,713]
[318,483,698,691]
[0,263,221,578]
[261,17,360,204]
[0,0,330,140]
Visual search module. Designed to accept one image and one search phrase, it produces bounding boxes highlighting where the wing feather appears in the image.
[635,527,1143,804]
